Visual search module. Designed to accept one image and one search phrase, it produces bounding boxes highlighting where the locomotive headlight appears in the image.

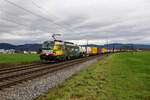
[42,50,55,55]
[42,50,46,54]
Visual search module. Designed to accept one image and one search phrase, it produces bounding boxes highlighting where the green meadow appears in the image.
[0,54,40,68]
[36,52,150,100]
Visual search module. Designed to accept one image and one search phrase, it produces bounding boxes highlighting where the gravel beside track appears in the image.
[0,56,105,100]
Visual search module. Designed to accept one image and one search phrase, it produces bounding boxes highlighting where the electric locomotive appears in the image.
[40,40,80,61]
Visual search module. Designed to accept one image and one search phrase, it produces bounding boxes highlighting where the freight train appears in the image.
[40,40,120,62]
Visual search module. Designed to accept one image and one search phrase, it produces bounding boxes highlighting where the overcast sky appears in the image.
[0,0,150,45]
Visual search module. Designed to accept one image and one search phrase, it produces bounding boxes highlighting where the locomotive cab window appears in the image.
[58,45,62,50]
[42,41,54,49]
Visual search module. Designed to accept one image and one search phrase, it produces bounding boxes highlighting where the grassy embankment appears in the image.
[0,54,40,68]
[36,52,150,100]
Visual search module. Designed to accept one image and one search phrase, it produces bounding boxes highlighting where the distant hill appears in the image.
[0,43,42,51]
[0,43,16,49]
[81,43,150,48]
[105,43,150,48]
[0,43,150,51]
[15,44,42,51]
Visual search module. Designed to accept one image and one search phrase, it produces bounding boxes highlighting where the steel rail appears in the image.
[0,57,95,80]
[0,55,102,90]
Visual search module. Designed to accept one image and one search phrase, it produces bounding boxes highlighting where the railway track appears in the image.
[0,55,103,90]
[0,63,46,75]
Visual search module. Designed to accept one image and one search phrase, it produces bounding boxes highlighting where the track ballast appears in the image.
[0,55,104,90]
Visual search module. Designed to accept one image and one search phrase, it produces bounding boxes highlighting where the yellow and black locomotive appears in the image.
[40,40,80,61]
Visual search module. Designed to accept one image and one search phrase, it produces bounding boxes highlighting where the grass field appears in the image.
[36,52,150,100]
[0,54,40,68]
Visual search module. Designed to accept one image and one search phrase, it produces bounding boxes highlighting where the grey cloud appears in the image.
[0,0,150,45]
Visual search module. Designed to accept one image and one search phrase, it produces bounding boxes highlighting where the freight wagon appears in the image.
[91,47,97,55]
[97,48,105,54]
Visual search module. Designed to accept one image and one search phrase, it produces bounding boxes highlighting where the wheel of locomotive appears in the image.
[41,59,49,64]
[63,56,67,61]
[67,56,71,60]
[58,56,63,62]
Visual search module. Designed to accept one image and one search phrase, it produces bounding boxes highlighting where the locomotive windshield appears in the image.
[42,41,54,49]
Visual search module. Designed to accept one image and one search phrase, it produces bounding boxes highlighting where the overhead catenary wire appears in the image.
[0,7,55,36]
[0,0,73,42]
[30,0,67,34]
[0,17,30,28]
[0,17,54,37]
[0,1,66,41]
[0,0,83,41]
[4,0,69,34]
[31,0,58,19]
[0,1,28,28]
[0,17,55,34]
[0,6,55,34]
[30,0,75,33]
[0,11,54,30]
